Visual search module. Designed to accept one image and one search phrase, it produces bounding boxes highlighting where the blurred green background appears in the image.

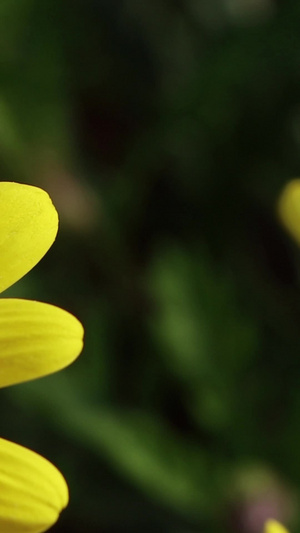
[1,0,300,531]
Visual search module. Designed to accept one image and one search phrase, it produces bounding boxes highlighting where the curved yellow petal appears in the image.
[0,437,68,533]
[0,298,84,388]
[0,182,58,293]
[278,179,300,245]
[264,520,289,533]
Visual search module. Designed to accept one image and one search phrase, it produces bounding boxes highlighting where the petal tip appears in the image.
[0,299,84,388]
[0,437,69,532]
[0,182,59,293]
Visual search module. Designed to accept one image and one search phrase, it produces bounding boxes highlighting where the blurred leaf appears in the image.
[9,374,225,519]
[148,244,258,430]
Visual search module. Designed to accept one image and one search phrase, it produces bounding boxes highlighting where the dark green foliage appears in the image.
[1,1,300,531]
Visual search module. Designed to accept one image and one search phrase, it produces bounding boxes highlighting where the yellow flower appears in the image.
[278,179,300,245]
[0,182,84,532]
[264,519,289,533]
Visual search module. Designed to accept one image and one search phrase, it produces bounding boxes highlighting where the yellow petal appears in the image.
[0,437,68,533]
[0,182,58,293]
[264,520,289,533]
[278,179,300,245]
[0,298,84,388]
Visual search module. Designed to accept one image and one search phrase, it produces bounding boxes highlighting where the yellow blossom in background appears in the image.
[264,520,289,533]
[278,179,300,245]
[0,182,84,532]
